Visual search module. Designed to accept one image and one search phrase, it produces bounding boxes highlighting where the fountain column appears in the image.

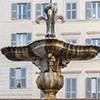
[36,70,63,99]
[35,3,66,98]
[35,52,69,99]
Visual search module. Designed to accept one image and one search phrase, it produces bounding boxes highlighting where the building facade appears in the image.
[0,0,100,99]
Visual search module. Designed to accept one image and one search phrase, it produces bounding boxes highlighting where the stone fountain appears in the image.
[1,0,100,99]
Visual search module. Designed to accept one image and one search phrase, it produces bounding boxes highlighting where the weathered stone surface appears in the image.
[36,70,63,99]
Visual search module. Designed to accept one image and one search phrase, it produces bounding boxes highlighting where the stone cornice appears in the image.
[87,31,100,35]
[61,32,81,35]
[62,70,82,74]
[86,70,100,73]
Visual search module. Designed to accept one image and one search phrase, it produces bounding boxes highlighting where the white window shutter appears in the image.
[10,68,15,88]
[12,3,17,20]
[27,33,32,44]
[11,34,16,46]
[21,68,26,88]
[36,4,41,18]
[26,3,31,19]
[85,39,91,45]
[97,78,100,98]
[86,78,91,98]
[86,1,91,19]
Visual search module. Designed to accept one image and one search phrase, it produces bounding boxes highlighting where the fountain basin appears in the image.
[1,39,100,62]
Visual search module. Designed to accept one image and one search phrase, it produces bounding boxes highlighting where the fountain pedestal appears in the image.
[36,70,63,99]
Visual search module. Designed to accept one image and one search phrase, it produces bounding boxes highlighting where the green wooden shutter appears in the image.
[27,33,32,44]
[12,3,17,20]
[26,3,31,19]
[86,78,91,98]
[10,68,15,88]
[21,68,26,88]
[11,34,16,46]
[86,1,91,19]
[36,4,41,18]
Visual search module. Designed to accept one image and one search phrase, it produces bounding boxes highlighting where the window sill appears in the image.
[65,19,100,22]
[12,19,31,21]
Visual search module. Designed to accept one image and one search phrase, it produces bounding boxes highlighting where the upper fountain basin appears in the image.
[1,39,100,61]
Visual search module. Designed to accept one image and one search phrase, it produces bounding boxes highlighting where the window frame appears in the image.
[92,2,100,19]
[86,77,100,98]
[86,1,100,19]
[85,38,100,59]
[65,78,77,98]
[11,33,32,46]
[35,3,57,18]
[64,38,77,44]
[65,2,77,20]
[10,67,27,89]
[12,3,31,20]
[40,91,45,98]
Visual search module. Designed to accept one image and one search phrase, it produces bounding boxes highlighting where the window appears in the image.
[65,38,77,44]
[11,33,32,46]
[85,38,100,58]
[66,3,77,19]
[12,3,31,20]
[36,3,57,18]
[40,91,45,98]
[91,39,100,58]
[10,68,26,89]
[86,1,100,19]
[65,78,77,98]
[86,77,100,98]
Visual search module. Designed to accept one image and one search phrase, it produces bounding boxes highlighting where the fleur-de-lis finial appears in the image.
[36,0,65,38]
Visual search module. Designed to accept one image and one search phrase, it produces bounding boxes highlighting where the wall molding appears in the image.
[62,70,82,74]
[36,33,45,36]
[35,70,82,74]
[87,31,100,35]
[61,32,81,35]
[86,70,100,73]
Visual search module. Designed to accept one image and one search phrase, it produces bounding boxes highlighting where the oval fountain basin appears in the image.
[1,39,100,61]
